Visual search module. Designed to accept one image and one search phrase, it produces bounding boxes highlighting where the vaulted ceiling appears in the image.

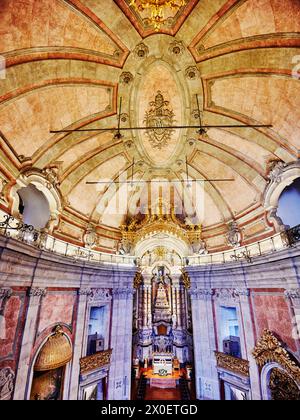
[0,0,300,253]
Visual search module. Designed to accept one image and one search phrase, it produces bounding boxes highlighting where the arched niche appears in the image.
[253,329,300,400]
[10,170,62,233]
[28,326,72,401]
[264,161,300,231]
[261,362,300,400]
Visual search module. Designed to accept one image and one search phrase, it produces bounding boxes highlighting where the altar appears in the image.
[152,353,173,376]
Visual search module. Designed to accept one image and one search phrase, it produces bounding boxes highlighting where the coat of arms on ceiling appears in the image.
[144,91,175,150]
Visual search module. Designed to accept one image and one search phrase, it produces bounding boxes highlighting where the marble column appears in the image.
[238,289,262,400]
[14,288,47,400]
[190,289,220,400]
[107,288,134,400]
[68,288,91,400]
[285,289,300,355]
[0,287,12,340]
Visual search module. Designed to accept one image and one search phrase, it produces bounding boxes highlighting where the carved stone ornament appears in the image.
[215,352,250,377]
[83,224,97,249]
[120,72,134,85]
[252,329,300,385]
[78,288,92,297]
[0,288,12,310]
[189,288,213,300]
[0,367,15,400]
[268,161,288,184]
[227,221,241,248]
[112,288,135,300]
[134,42,149,59]
[285,289,300,300]
[144,91,175,150]
[28,288,47,298]
[168,40,185,56]
[185,66,199,80]
[88,289,112,303]
[214,288,249,304]
[42,167,60,189]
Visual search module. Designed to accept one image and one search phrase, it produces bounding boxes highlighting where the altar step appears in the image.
[150,378,177,389]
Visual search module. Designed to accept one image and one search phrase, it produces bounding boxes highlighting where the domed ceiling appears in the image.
[0,0,300,253]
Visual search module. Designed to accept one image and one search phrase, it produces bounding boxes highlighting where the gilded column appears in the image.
[285,289,300,354]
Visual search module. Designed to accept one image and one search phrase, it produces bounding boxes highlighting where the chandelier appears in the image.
[129,0,187,31]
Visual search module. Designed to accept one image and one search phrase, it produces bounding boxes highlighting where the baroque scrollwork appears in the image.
[189,288,213,301]
[252,329,300,385]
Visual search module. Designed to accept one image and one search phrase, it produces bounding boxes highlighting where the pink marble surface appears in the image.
[38,293,76,334]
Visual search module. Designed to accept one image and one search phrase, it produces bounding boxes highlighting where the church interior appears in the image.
[0,0,300,401]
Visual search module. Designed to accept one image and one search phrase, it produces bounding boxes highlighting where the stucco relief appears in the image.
[0,367,15,400]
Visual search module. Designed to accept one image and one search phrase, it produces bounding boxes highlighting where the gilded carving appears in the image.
[252,329,300,385]
[133,271,143,289]
[80,349,112,375]
[120,199,202,250]
[181,270,191,290]
[215,352,250,377]
[269,368,300,400]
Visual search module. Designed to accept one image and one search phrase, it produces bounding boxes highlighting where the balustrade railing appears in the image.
[0,211,136,267]
[0,209,299,268]
[186,227,300,266]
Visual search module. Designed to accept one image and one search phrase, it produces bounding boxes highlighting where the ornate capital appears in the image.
[113,288,135,300]
[78,288,93,297]
[88,289,112,303]
[285,289,300,300]
[189,289,213,301]
[28,288,47,298]
[214,288,249,304]
[0,288,12,301]
[0,288,12,313]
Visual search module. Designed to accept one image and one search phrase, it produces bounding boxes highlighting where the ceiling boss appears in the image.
[129,0,187,30]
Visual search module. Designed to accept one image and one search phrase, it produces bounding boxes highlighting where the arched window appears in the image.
[17,184,50,229]
[277,177,300,228]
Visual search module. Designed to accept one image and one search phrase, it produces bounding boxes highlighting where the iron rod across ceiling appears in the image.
[86,179,235,185]
[50,124,272,134]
